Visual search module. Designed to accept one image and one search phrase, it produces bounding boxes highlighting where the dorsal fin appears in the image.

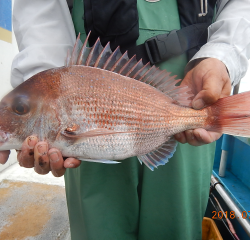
[127,59,143,77]
[94,42,112,68]
[65,49,71,66]
[110,51,129,73]
[138,66,158,82]
[67,33,83,66]
[103,46,122,70]
[118,55,137,75]
[133,62,151,80]
[66,33,194,107]
[85,38,103,66]
[76,32,91,65]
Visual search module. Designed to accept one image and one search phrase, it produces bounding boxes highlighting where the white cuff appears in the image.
[186,42,248,86]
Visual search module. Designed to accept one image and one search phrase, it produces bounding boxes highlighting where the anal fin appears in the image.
[137,137,177,171]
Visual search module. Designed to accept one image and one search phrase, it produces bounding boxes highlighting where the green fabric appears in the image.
[65,1,215,239]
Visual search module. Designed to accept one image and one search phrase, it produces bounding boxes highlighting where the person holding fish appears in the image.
[0,0,250,239]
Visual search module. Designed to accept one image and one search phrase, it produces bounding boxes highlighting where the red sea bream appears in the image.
[0,33,250,170]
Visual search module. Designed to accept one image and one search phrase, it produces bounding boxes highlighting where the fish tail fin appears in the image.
[208,91,250,137]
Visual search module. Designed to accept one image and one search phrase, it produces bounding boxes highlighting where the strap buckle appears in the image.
[144,30,182,65]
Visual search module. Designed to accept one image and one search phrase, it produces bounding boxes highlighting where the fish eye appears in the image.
[12,97,30,115]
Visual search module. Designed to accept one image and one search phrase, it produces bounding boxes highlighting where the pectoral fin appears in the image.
[62,128,133,139]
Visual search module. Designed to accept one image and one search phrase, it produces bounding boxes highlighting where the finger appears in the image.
[64,158,81,168]
[183,129,209,146]
[174,132,187,144]
[0,150,10,164]
[18,136,38,168]
[184,130,201,146]
[34,142,50,174]
[48,148,66,177]
[193,129,222,144]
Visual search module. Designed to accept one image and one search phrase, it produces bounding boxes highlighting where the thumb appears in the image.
[192,70,231,109]
[185,58,231,110]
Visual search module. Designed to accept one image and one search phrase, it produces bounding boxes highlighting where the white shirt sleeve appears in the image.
[186,0,250,86]
[11,0,76,88]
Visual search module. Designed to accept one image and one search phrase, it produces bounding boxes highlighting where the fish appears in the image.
[0,33,250,170]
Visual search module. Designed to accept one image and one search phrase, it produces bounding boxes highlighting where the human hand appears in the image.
[0,150,11,164]
[0,136,81,177]
[174,58,232,146]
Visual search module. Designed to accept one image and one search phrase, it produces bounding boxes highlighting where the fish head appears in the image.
[0,69,63,150]
[0,89,40,149]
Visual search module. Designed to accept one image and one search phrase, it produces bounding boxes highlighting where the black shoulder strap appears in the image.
[127,23,210,64]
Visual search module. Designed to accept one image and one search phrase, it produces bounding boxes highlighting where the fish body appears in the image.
[0,66,205,156]
[0,34,250,170]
